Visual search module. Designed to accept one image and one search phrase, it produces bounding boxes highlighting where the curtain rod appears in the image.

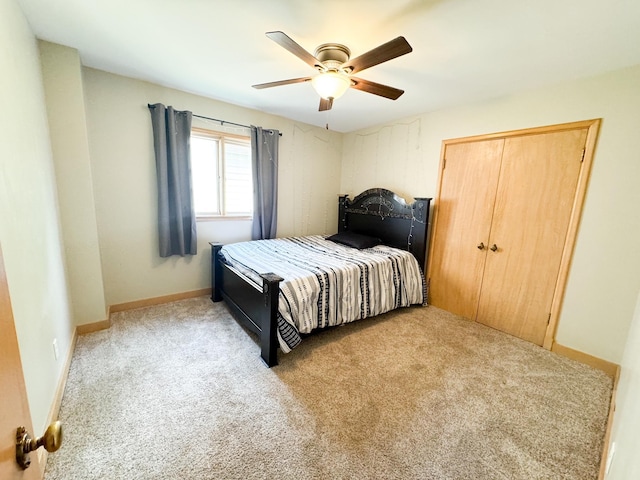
[147,104,282,136]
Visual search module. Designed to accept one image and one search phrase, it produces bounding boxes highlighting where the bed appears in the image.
[210,188,432,367]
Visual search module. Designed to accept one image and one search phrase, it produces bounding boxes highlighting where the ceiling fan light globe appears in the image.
[311,72,350,100]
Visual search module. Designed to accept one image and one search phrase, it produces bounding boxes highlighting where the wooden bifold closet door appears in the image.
[427,120,600,347]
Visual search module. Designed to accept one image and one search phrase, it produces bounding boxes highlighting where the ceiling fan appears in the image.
[252,31,413,111]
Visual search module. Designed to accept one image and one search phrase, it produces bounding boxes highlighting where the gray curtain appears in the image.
[251,126,280,240]
[148,103,197,257]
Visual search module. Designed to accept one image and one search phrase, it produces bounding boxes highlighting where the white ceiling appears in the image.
[16,0,640,133]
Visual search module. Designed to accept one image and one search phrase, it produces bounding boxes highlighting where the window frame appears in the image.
[190,127,253,220]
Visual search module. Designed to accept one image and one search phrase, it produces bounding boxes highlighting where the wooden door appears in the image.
[428,119,599,348]
[476,128,588,345]
[0,243,42,480]
[428,139,504,318]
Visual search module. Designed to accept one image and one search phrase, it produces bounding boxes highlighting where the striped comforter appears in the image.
[219,235,425,353]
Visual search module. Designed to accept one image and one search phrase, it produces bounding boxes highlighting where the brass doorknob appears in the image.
[16,421,63,469]
[490,244,498,252]
[477,242,485,250]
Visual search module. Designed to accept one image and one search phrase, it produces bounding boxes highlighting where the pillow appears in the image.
[326,232,382,250]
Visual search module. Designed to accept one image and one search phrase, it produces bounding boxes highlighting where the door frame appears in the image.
[427,118,601,350]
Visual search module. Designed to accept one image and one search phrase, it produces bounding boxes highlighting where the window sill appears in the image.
[196,215,253,222]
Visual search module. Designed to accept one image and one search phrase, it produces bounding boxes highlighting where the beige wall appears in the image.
[82,68,343,306]
[606,289,640,478]
[0,0,75,434]
[39,41,107,326]
[341,65,640,364]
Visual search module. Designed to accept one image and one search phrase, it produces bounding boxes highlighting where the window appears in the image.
[190,128,252,218]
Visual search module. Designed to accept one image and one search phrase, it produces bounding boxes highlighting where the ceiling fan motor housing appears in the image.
[314,43,351,71]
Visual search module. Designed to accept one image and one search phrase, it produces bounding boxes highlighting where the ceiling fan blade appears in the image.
[350,77,405,100]
[343,37,412,74]
[319,97,333,111]
[266,31,323,69]
[252,77,312,89]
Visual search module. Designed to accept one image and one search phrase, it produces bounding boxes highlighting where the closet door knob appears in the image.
[477,242,485,250]
[490,244,498,252]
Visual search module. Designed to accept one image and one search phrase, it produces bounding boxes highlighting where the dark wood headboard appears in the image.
[338,188,432,270]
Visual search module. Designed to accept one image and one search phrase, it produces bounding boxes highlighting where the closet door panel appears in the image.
[476,128,588,344]
[428,139,503,319]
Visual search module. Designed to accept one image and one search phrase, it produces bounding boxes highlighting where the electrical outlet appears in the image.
[606,441,616,475]
[52,338,59,361]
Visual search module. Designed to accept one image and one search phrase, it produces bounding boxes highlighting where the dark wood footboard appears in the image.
[210,243,283,367]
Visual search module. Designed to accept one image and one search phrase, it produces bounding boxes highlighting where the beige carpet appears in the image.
[44,296,612,479]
